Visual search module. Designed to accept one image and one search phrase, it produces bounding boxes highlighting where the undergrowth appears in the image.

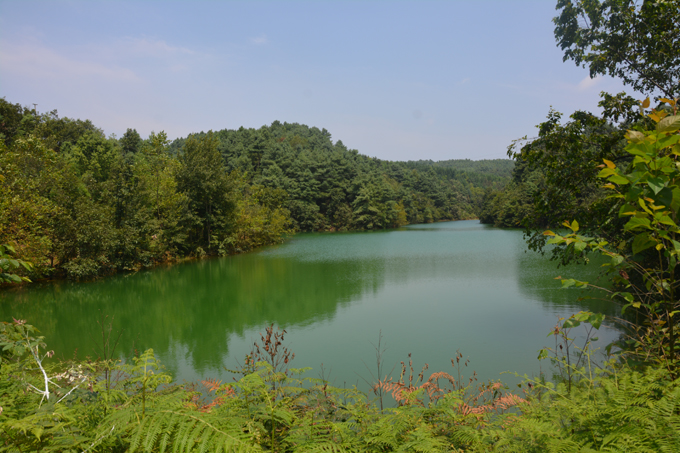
[1,319,679,452]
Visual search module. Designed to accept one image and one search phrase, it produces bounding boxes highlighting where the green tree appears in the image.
[554,0,680,98]
[548,101,680,373]
[491,97,650,258]
[0,98,32,145]
[223,173,293,253]
[63,130,119,202]
[176,132,233,252]
[119,127,142,158]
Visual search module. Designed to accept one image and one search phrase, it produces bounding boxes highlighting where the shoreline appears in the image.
[1,217,477,289]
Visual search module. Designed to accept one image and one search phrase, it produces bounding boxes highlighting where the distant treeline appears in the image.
[403,159,515,209]
[0,97,512,279]
[405,158,515,181]
[168,125,514,231]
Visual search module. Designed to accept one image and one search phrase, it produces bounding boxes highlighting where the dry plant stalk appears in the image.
[252,323,295,375]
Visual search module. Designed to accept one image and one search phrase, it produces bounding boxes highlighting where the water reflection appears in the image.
[0,253,377,374]
[511,231,623,324]
[0,220,622,386]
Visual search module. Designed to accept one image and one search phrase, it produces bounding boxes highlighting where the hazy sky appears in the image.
[0,0,632,161]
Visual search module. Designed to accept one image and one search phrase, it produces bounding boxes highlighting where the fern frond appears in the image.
[127,409,262,453]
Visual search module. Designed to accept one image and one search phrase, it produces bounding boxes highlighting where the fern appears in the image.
[489,365,680,452]
[6,322,680,453]
[132,410,260,453]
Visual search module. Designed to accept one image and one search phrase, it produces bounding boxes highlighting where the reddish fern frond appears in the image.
[426,371,456,386]
[494,393,527,410]
[221,386,236,398]
[421,371,456,401]
[192,379,237,413]
[198,387,236,413]
[374,379,423,405]
[376,380,407,403]
[463,383,527,416]
[201,378,223,393]
[375,370,454,405]
[376,369,526,417]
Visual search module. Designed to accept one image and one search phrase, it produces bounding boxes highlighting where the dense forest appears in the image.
[0,100,511,280]
[3,0,680,451]
[478,103,640,234]
[405,158,514,188]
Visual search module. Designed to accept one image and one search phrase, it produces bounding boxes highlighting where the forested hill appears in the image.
[404,159,513,190]
[1,98,511,279]
[406,158,513,179]
[168,122,510,231]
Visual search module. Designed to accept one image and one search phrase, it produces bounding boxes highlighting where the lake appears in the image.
[0,220,621,391]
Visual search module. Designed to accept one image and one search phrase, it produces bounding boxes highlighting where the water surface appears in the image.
[1,221,621,389]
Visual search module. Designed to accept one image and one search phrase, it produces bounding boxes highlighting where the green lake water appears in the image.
[0,220,621,390]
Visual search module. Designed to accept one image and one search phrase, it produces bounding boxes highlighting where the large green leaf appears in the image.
[627,146,650,157]
[654,213,676,227]
[672,188,680,212]
[608,174,630,185]
[632,232,657,255]
[657,115,680,133]
[658,133,680,150]
[562,318,581,328]
[597,168,616,178]
[625,130,646,143]
[561,279,576,288]
[646,176,666,194]
[624,216,651,231]
[587,313,605,329]
[672,240,680,252]
[570,220,579,232]
[653,187,674,209]
[574,241,587,252]
[610,254,624,266]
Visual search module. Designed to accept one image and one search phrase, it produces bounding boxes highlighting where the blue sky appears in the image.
[0,0,632,161]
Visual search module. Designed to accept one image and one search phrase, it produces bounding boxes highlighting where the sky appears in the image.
[0,0,633,161]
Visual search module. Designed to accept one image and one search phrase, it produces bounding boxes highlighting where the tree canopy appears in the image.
[0,97,510,281]
[554,0,680,98]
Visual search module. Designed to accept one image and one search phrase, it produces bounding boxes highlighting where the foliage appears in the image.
[0,319,95,452]
[501,349,680,452]
[3,318,680,452]
[0,244,32,284]
[130,131,190,262]
[1,97,506,281]
[537,311,606,393]
[5,3,680,450]
[483,0,680,251]
[554,0,680,98]
[405,159,514,181]
[0,98,100,150]
[404,159,514,213]
[176,132,233,253]
[477,159,540,229]
[479,92,664,269]
[178,122,495,232]
[545,99,680,375]
[373,351,525,418]
[0,102,295,279]
[220,173,294,255]
[480,94,639,235]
